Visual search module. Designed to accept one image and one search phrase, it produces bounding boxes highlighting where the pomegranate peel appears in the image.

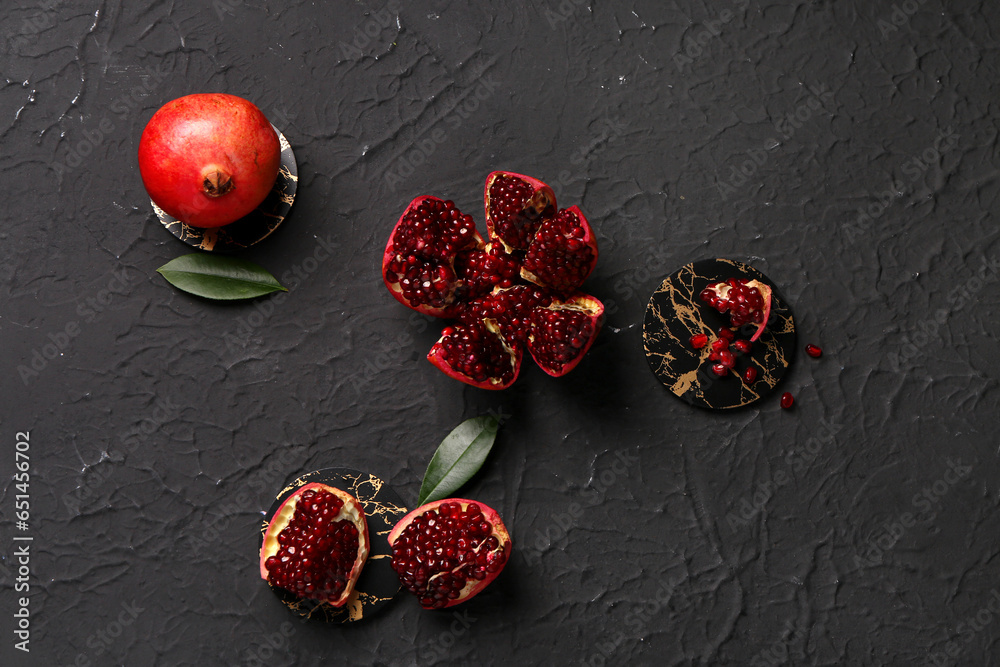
[388,498,511,609]
[259,482,369,607]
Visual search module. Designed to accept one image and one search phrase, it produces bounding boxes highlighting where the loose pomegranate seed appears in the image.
[708,351,721,362]
[690,333,709,349]
[805,344,822,358]
[390,502,507,610]
[711,338,728,352]
[780,392,794,409]
[717,327,735,341]
[264,488,361,603]
[743,366,757,383]
[711,363,728,377]
[734,339,752,354]
[719,350,736,369]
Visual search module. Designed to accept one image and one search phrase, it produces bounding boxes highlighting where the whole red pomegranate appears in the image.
[382,172,603,389]
[259,483,370,607]
[138,93,281,228]
[388,499,511,609]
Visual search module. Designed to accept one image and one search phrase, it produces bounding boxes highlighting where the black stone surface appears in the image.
[2,1,1000,665]
[643,258,797,410]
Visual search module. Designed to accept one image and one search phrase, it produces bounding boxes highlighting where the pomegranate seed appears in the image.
[708,351,721,362]
[717,327,735,341]
[690,333,709,349]
[719,350,736,369]
[805,344,822,358]
[743,366,757,383]
[780,392,794,409]
[711,339,728,352]
[711,363,728,377]
[733,339,752,354]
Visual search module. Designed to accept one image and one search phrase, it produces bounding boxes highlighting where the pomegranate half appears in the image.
[259,483,369,607]
[388,498,511,609]
[138,93,281,228]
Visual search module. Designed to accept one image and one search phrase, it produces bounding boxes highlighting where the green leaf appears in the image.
[418,416,500,506]
[157,253,287,300]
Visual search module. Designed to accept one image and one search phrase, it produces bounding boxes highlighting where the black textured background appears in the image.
[2,1,999,665]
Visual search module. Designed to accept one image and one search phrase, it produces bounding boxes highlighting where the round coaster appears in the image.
[259,468,408,623]
[643,258,796,409]
[155,126,297,252]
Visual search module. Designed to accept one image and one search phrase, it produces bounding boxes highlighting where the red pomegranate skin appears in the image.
[138,93,280,228]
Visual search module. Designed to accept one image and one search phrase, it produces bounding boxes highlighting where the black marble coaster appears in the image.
[643,258,796,409]
[155,126,297,252]
[259,468,408,623]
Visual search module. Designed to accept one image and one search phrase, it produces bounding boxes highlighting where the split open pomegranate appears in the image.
[699,278,773,341]
[383,172,603,389]
[388,499,511,609]
[259,483,369,607]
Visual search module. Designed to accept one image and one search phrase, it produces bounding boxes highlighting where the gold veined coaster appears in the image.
[155,126,297,252]
[643,258,796,409]
[259,468,408,623]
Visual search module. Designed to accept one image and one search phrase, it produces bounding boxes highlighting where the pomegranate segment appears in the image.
[484,171,556,250]
[454,242,523,301]
[259,483,370,607]
[526,293,605,377]
[388,499,511,609]
[427,320,522,390]
[521,206,598,294]
[699,278,773,342]
[383,196,483,318]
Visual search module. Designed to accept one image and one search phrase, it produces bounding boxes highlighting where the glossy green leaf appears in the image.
[157,253,287,300]
[418,416,500,506]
